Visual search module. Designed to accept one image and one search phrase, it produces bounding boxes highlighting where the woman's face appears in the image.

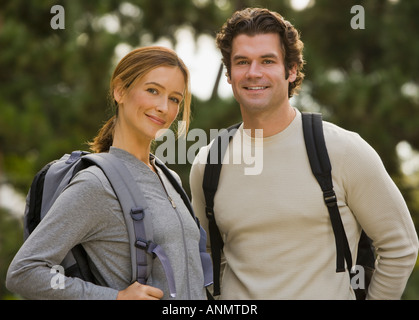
[115,66,185,143]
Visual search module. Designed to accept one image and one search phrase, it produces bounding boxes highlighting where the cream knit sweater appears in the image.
[190,110,418,300]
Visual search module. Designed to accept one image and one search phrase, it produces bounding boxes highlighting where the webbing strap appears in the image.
[131,206,177,297]
[302,113,353,272]
[148,243,177,298]
[82,154,176,296]
[154,156,213,288]
[130,207,149,285]
[202,123,241,296]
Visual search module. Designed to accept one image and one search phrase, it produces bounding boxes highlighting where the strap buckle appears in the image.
[205,206,215,218]
[130,207,145,221]
[323,190,337,207]
[135,238,157,257]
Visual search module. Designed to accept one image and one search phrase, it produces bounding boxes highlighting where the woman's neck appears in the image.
[112,126,153,169]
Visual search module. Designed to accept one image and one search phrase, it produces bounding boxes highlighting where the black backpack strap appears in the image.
[154,156,196,220]
[357,230,375,268]
[302,112,353,273]
[26,161,54,235]
[202,123,241,296]
[154,156,214,292]
[67,244,96,283]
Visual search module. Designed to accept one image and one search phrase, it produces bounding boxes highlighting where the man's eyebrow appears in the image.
[261,53,280,59]
[232,53,280,61]
[145,81,184,97]
[232,55,248,61]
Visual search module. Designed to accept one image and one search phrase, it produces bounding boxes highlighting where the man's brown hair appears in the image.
[216,7,305,98]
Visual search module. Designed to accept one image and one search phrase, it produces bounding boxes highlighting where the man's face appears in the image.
[228,33,296,116]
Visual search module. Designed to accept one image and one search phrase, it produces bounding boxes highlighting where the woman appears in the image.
[6,46,207,300]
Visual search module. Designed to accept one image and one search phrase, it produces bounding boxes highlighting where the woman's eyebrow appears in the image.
[145,81,183,97]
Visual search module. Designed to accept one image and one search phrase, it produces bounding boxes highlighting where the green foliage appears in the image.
[292,0,419,238]
[403,266,419,300]
[298,0,419,162]
[0,209,23,299]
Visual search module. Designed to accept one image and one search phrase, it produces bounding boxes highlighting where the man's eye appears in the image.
[237,60,248,65]
[263,60,275,64]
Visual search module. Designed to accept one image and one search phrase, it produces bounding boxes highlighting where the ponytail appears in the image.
[88,115,116,153]
[88,46,191,153]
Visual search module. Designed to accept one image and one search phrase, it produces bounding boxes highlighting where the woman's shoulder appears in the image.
[68,165,115,197]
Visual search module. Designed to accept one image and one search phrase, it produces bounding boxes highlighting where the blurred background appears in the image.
[1,0,418,299]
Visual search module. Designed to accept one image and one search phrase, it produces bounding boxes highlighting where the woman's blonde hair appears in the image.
[89,46,191,153]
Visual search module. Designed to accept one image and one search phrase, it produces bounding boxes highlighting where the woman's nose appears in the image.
[155,96,169,113]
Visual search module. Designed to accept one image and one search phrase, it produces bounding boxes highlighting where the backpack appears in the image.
[202,112,375,300]
[24,151,213,298]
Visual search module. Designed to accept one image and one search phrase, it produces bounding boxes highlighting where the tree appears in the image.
[0,0,228,192]
[292,0,419,230]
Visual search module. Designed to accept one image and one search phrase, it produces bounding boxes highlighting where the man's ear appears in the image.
[226,72,232,85]
[287,64,297,83]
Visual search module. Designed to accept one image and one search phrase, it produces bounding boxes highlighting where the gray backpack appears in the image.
[24,151,213,298]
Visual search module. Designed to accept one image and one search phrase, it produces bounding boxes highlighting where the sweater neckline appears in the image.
[109,147,155,173]
[241,108,302,147]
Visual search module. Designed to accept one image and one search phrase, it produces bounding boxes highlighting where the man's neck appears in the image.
[241,104,296,138]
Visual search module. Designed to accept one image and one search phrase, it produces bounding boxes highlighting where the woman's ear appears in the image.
[113,79,124,104]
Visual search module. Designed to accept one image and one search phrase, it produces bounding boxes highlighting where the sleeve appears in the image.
[6,170,119,300]
[341,133,419,300]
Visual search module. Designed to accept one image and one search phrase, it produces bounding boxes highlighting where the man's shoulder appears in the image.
[321,120,379,164]
[322,120,362,146]
[322,120,358,137]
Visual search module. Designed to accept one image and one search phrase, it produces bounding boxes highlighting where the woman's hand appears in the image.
[117,281,164,300]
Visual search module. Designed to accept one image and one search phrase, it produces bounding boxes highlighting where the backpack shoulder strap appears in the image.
[153,156,214,290]
[203,123,241,208]
[154,156,195,220]
[301,112,352,272]
[202,122,241,296]
[78,153,177,297]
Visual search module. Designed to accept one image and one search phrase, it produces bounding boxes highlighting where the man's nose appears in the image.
[246,61,263,78]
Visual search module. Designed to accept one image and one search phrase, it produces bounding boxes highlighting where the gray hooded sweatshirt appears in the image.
[6,147,206,300]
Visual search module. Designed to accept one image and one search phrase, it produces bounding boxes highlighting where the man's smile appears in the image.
[245,86,268,90]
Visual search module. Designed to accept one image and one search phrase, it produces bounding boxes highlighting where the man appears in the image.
[190,7,418,299]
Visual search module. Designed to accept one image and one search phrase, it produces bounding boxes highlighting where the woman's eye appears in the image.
[170,97,180,104]
[147,88,158,94]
